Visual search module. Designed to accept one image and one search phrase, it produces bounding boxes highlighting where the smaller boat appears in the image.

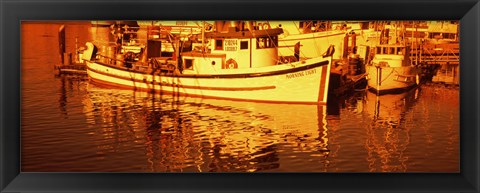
[365,44,421,94]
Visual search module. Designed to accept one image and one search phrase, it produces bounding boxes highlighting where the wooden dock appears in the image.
[54,63,87,76]
[430,65,459,85]
[329,59,368,96]
[410,43,459,65]
[410,42,459,85]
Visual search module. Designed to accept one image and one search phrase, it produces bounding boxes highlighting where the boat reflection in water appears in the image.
[362,88,420,172]
[81,83,331,172]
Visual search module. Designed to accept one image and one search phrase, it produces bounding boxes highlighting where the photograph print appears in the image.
[21,20,459,172]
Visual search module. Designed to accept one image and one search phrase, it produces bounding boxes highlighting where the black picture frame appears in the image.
[1,0,479,192]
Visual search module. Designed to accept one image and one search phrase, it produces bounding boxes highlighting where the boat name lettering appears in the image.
[286,68,316,79]
[225,39,237,51]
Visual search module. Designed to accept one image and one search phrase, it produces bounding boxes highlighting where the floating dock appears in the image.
[55,63,87,76]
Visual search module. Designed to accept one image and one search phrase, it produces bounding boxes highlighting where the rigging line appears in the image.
[263,22,281,62]
[310,21,323,57]
[379,68,395,84]
[306,21,322,57]
[291,21,308,58]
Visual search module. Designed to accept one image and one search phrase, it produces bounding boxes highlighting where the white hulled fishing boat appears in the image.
[365,44,421,94]
[83,21,332,104]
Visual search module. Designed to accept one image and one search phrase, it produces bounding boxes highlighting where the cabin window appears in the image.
[389,47,395,54]
[272,36,278,46]
[257,38,265,49]
[184,59,194,70]
[382,47,388,54]
[444,33,456,39]
[256,36,277,49]
[240,41,248,50]
[429,32,441,39]
[215,39,223,50]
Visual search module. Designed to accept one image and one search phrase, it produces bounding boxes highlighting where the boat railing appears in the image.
[411,43,459,65]
[95,53,159,72]
[95,54,125,66]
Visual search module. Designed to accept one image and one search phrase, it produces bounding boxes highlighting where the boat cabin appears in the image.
[181,26,283,74]
[371,44,410,67]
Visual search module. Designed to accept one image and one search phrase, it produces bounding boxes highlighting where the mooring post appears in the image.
[55,25,66,76]
[63,52,72,66]
[75,36,78,63]
[58,25,66,65]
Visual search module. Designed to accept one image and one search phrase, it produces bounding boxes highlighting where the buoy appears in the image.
[224,58,238,69]
[263,23,271,30]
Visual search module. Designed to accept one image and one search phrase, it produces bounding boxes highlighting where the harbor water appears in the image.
[21,22,459,172]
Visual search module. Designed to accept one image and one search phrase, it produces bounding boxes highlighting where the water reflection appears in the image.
[59,76,68,116]
[363,88,419,172]
[81,83,331,172]
[58,75,88,117]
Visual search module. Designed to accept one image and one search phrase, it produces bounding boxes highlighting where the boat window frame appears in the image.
[240,40,248,50]
[445,33,456,39]
[389,47,395,55]
[184,58,194,70]
[215,39,223,50]
[299,21,305,28]
[397,47,405,55]
[256,36,277,49]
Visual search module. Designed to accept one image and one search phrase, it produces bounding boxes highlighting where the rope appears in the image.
[289,21,308,58]
[378,67,395,85]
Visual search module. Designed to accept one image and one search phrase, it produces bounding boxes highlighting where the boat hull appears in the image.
[86,58,331,104]
[366,65,419,94]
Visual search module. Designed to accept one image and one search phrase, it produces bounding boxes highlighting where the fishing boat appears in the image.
[365,44,421,94]
[82,21,332,104]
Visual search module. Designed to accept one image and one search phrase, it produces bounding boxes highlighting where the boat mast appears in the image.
[395,21,398,44]
[414,21,418,65]
[202,21,206,53]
